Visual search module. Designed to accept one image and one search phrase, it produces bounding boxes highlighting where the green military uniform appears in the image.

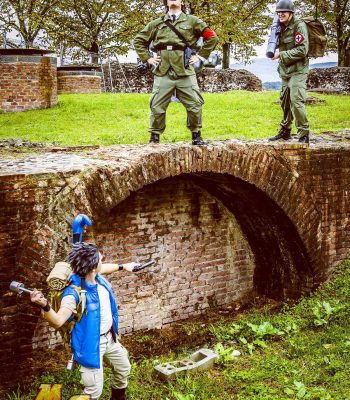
[134,13,218,137]
[278,16,310,139]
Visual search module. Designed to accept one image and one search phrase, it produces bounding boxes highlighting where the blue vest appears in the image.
[62,274,119,368]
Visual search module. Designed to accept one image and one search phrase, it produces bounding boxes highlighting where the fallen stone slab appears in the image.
[154,348,218,380]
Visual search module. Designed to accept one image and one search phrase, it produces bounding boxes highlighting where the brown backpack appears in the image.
[47,261,86,347]
[301,17,328,58]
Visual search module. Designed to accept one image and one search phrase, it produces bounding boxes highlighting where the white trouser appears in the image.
[80,332,131,399]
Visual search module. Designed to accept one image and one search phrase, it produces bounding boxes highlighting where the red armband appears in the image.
[202,28,217,40]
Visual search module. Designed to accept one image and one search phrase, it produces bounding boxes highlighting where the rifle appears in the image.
[266,14,281,58]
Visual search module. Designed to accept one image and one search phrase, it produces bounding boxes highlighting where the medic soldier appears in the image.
[134,0,218,145]
[268,0,310,144]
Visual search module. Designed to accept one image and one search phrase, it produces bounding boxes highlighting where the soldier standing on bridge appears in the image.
[268,0,310,144]
[134,0,218,145]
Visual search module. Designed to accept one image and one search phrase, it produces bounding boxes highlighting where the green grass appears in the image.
[0,91,349,146]
[6,259,350,399]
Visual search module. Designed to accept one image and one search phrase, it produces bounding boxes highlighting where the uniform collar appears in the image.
[165,11,186,22]
[168,11,181,19]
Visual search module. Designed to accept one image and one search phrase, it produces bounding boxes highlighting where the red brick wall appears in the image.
[57,74,102,94]
[0,56,57,112]
[94,177,255,333]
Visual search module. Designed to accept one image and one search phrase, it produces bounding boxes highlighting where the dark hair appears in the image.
[67,242,100,277]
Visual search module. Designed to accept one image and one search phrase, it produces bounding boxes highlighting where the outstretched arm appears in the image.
[100,262,139,275]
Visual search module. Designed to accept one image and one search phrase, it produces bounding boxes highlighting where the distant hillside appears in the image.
[310,62,337,69]
[230,58,338,85]
[263,82,281,90]
[230,58,279,84]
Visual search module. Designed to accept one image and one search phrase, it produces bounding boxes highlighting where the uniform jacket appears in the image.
[134,13,218,77]
[278,16,309,78]
[62,273,119,369]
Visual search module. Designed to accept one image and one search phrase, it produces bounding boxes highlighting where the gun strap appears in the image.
[163,19,191,48]
[80,278,86,315]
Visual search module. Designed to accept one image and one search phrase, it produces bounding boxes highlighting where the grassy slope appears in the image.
[0,92,349,146]
[6,259,350,400]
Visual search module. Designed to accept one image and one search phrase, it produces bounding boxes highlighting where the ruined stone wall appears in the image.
[307,67,350,94]
[0,55,57,112]
[57,71,102,94]
[102,63,262,93]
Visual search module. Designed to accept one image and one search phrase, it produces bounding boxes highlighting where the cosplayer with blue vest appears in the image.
[30,242,139,400]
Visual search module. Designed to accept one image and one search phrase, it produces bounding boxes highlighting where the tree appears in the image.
[185,0,272,68]
[0,0,59,48]
[295,0,349,67]
[46,0,161,64]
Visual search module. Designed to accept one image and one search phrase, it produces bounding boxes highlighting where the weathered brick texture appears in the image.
[1,140,350,390]
[57,71,102,94]
[94,177,255,333]
[0,55,57,112]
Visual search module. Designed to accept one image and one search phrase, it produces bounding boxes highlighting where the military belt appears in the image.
[156,45,185,51]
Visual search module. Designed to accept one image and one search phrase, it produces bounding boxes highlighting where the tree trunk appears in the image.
[344,48,350,68]
[25,38,34,48]
[90,42,99,65]
[222,43,231,69]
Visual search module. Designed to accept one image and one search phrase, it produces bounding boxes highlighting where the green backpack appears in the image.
[47,261,86,347]
[301,17,328,58]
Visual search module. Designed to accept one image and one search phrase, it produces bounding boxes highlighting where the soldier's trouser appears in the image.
[80,332,131,399]
[149,71,204,135]
[280,73,309,138]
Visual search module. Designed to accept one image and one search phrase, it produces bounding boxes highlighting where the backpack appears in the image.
[46,261,86,347]
[301,16,327,58]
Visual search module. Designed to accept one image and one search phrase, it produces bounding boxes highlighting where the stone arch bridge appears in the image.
[1,139,350,389]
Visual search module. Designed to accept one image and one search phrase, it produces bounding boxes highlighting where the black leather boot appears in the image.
[268,127,291,141]
[192,131,207,145]
[298,135,309,144]
[149,133,160,143]
[111,387,127,400]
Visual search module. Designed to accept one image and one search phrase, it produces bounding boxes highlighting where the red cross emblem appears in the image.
[294,32,305,44]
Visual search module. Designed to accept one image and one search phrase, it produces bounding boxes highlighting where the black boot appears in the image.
[298,135,309,144]
[192,131,207,145]
[268,127,291,141]
[149,133,160,144]
[111,387,127,400]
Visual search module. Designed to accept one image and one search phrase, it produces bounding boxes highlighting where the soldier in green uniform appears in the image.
[134,0,218,145]
[269,0,310,144]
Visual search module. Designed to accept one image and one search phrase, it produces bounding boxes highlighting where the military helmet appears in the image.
[276,0,295,12]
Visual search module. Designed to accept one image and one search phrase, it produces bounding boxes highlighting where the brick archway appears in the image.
[3,141,337,390]
[45,143,321,282]
[11,144,320,312]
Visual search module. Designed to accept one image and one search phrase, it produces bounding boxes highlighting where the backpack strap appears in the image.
[149,16,167,44]
[80,278,87,316]
[163,19,191,48]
